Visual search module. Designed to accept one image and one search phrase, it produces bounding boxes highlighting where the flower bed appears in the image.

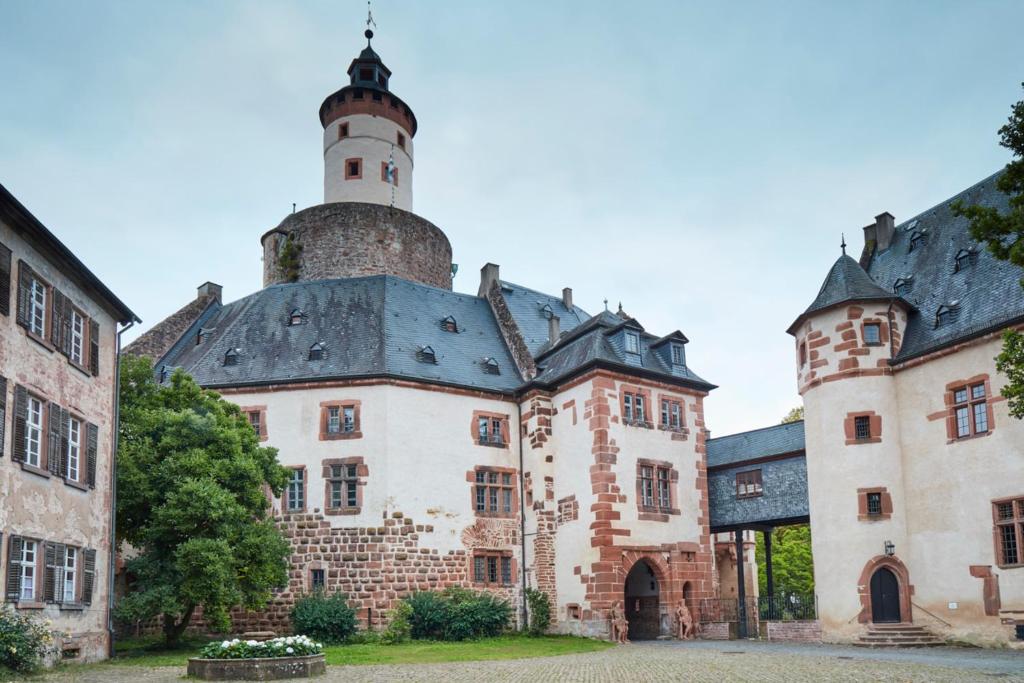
[188,636,326,680]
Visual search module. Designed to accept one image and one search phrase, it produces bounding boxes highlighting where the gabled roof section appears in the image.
[706,420,805,469]
[125,294,220,361]
[650,330,689,347]
[787,254,902,334]
[496,281,590,355]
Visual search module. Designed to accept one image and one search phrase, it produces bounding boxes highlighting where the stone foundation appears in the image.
[764,620,823,642]
[187,654,326,680]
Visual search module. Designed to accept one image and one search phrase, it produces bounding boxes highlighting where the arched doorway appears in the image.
[624,560,660,640]
[870,567,901,623]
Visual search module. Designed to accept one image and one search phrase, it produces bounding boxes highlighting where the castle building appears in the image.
[126,28,748,639]
[0,184,139,661]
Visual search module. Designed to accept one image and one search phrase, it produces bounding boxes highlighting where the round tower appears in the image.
[319,29,416,211]
[788,252,913,637]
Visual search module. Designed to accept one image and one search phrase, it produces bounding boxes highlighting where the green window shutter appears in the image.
[15,260,32,330]
[0,242,11,317]
[0,375,7,458]
[49,289,63,349]
[89,319,100,376]
[43,542,57,603]
[86,422,98,488]
[5,536,22,602]
[82,548,96,605]
[47,401,62,477]
[11,385,27,463]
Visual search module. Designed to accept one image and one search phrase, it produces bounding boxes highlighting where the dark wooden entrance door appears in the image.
[870,567,901,623]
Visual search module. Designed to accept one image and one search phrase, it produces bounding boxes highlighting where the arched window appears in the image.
[309,343,325,361]
[224,349,239,366]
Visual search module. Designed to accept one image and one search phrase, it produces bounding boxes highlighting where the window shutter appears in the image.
[6,536,23,602]
[86,421,98,488]
[47,401,62,476]
[50,289,64,350]
[60,300,73,357]
[0,242,11,317]
[15,260,32,330]
[82,548,96,605]
[11,385,27,463]
[89,319,100,376]
[59,407,69,478]
[43,542,58,603]
[0,375,7,458]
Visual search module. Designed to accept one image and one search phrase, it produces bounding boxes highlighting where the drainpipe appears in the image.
[107,320,135,658]
[516,399,529,630]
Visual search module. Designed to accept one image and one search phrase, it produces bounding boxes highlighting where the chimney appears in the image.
[562,287,573,310]
[548,315,561,347]
[478,263,500,298]
[874,212,896,251]
[197,281,222,303]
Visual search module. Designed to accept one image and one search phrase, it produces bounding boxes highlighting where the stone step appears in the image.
[859,635,941,643]
[857,624,943,648]
[854,640,945,648]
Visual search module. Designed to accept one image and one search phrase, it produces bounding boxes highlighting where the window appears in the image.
[338,123,349,139]
[320,402,360,440]
[29,277,46,338]
[472,552,512,586]
[893,278,912,296]
[69,309,85,364]
[327,406,340,434]
[483,358,500,375]
[286,468,304,511]
[640,466,654,507]
[474,469,514,516]
[623,392,647,424]
[657,468,671,509]
[247,411,261,436]
[63,547,77,603]
[289,309,304,325]
[864,323,881,346]
[224,349,238,366]
[799,341,807,367]
[955,249,975,272]
[66,416,81,482]
[866,492,882,516]
[359,67,373,81]
[936,305,954,328]
[20,540,37,601]
[670,344,684,365]
[311,568,325,590]
[736,470,763,498]
[440,316,457,333]
[660,399,682,430]
[625,332,640,354]
[397,132,406,150]
[26,395,43,468]
[345,158,363,179]
[952,382,988,438]
[381,161,398,185]
[909,231,924,252]
[328,464,359,510]
[854,415,871,440]
[478,416,504,445]
[309,343,325,361]
[416,345,436,363]
[994,497,1024,567]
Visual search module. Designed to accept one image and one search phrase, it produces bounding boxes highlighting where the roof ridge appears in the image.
[894,167,1006,231]
[187,294,262,371]
[708,420,804,442]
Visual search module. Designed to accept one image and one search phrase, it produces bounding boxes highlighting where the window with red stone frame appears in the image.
[319,400,361,440]
[283,466,306,512]
[323,457,367,515]
[344,157,362,179]
[659,396,684,431]
[470,466,516,518]
[621,385,652,427]
[636,459,679,520]
[994,497,1024,568]
[472,411,509,447]
[844,411,881,445]
[857,487,893,521]
[948,378,992,440]
[240,405,268,442]
[472,550,513,587]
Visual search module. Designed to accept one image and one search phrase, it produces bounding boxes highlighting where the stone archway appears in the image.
[624,560,661,640]
[857,555,913,624]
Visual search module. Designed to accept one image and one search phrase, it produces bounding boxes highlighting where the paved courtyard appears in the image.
[46,640,1024,682]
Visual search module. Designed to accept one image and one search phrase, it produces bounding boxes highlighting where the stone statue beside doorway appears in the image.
[675,599,695,640]
[609,601,629,643]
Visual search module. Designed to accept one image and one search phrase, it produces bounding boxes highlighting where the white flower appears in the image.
[222,640,231,648]
[286,647,294,654]
[247,640,258,646]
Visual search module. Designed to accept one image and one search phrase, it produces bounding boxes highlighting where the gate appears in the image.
[699,594,817,639]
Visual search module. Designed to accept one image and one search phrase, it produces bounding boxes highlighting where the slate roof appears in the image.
[706,421,805,469]
[787,254,903,334]
[708,456,809,531]
[161,275,523,392]
[864,169,1024,362]
[125,294,219,360]
[497,281,590,355]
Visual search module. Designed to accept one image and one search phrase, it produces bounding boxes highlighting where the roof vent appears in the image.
[954,248,977,272]
[309,342,326,361]
[224,349,240,366]
[893,276,913,296]
[935,302,960,328]
[416,345,437,364]
[289,309,305,326]
[440,316,458,333]
[482,357,500,375]
[909,231,926,252]
[539,303,555,320]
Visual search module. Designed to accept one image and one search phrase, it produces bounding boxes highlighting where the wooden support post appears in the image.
[735,531,747,638]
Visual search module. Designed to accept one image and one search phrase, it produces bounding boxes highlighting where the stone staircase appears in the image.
[855,623,944,648]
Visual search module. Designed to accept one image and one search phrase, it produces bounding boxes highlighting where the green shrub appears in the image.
[406,591,449,640]
[0,606,59,673]
[525,588,551,637]
[199,635,322,659]
[380,602,412,645]
[290,591,357,644]
[404,588,511,642]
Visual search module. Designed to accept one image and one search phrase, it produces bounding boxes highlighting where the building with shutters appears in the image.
[0,183,139,662]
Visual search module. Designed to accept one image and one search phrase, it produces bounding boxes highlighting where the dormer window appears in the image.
[159,365,168,383]
[954,249,975,272]
[440,316,458,333]
[309,343,325,361]
[935,304,956,328]
[893,277,912,296]
[625,332,640,355]
[670,344,684,366]
[289,309,304,326]
[196,328,208,346]
[483,358,500,375]
[224,349,239,366]
[909,231,925,252]
[539,303,554,319]
[416,345,437,364]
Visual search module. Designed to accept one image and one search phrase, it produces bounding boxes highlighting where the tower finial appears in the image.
[841,233,847,256]
[365,0,376,43]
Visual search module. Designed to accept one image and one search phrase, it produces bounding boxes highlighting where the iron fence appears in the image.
[758,593,817,621]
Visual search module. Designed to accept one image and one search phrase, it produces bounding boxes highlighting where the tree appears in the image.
[780,406,804,424]
[115,356,291,646]
[952,83,1024,418]
[754,525,815,597]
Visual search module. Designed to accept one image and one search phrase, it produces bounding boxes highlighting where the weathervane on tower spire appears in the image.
[365,1,376,43]
[841,233,847,256]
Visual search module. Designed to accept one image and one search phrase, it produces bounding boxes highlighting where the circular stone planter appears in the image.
[186,654,326,680]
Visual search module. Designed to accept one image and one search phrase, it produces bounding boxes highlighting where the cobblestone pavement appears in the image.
[44,640,1024,682]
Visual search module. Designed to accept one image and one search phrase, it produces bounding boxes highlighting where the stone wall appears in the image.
[765,620,823,642]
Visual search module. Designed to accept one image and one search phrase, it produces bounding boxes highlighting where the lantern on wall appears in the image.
[884,540,895,556]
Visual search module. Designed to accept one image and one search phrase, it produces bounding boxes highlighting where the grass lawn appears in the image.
[100,634,612,668]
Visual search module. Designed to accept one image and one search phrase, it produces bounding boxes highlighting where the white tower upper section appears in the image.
[319,29,417,212]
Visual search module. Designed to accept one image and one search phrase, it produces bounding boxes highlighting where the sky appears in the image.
[1,0,1021,436]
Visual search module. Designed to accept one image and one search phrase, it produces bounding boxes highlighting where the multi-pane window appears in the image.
[20,540,37,601]
[70,309,85,364]
[311,568,326,590]
[326,406,356,435]
[623,393,646,423]
[247,411,261,435]
[29,277,46,337]
[657,469,671,509]
[328,464,359,509]
[670,344,684,365]
[864,323,881,346]
[63,547,77,603]
[286,469,304,511]
[994,498,1024,567]
[26,396,43,467]
[866,492,882,516]
[736,470,763,498]
[66,416,81,482]
[660,400,682,430]
[474,470,513,516]
[327,407,340,434]
[477,417,504,445]
[639,463,674,512]
[625,332,640,354]
[799,342,807,366]
[952,383,988,438]
[640,466,654,507]
[854,415,871,440]
[473,552,512,586]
